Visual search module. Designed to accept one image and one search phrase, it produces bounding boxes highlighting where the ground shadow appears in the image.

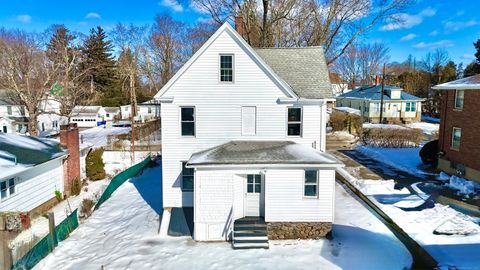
[129,160,163,215]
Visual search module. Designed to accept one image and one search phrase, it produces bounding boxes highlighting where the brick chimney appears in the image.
[375,75,381,86]
[60,123,80,195]
[235,16,244,36]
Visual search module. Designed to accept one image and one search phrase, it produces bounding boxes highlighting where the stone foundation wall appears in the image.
[267,222,332,240]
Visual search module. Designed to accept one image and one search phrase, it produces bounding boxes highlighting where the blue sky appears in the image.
[1,0,479,66]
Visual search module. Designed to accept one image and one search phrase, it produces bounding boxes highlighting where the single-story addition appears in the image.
[185,141,343,242]
[103,107,121,121]
[336,85,424,123]
[70,106,106,128]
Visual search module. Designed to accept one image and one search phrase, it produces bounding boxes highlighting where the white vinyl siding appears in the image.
[241,106,256,135]
[160,29,325,208]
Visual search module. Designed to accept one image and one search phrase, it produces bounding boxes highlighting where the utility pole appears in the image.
[379,63,386,123]
[130,72,137,165]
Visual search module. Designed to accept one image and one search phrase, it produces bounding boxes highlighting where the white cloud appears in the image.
[413,40,454,49]
[400,33,417,41]
[460,54,475,60]
[444,20,478,32]
[159,0,183,12]
[429,30,438,36]
[78,21,88,26]
[380,7,436,31]
[16,14,31,23]
[85,12,101,19]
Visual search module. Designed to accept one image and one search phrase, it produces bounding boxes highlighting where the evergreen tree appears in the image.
[464,39,480,77]
[81,26,118,105]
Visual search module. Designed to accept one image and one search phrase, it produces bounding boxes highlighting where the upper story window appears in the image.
[304,170,318,197]
[181,107,195,136]
[181,161,194,192]
[1,178,15,200]
[287,107,302,136]
[7,106,12,115]
[454,90,464,110]
[220,54,233,82]
[452,127,461,150]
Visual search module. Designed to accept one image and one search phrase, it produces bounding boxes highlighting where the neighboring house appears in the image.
[336,85,424,123]
[154,21,343,246]
[329,73,349,97]
[70,106,106,128]
[103,107,121,121]
[120,100,161,123]
[0,124,80,212]
[37,95,68,137]
[433,74,480,183]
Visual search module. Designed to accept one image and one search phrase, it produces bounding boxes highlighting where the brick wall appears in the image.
[438,90,480,174]
[60,123,80,194]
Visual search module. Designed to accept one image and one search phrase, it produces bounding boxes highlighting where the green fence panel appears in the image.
[94,155,152,210]
[10,210,78,270]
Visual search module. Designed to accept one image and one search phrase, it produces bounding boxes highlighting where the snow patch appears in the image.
[352,179,410,195]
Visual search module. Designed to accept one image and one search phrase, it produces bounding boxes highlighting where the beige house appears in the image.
[336,85,424,123]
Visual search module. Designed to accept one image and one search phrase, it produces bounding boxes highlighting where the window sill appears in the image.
[450,147,460,151]
[302,196,319,199]
[453,108,463,112]
[181,190,194,193]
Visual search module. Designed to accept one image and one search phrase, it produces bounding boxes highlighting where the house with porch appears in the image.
[155,21,342,248]
[433,74,480,183]
[336,85,424,123]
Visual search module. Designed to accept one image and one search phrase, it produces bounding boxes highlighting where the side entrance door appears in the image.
[244,174,262,216]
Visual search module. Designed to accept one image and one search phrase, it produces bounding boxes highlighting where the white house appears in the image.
[70,106,106,128]
[120,100,161,123]
[0,133,68,212]
[103,107,121,121]
[155,22,342,247]
[37,95,68,137]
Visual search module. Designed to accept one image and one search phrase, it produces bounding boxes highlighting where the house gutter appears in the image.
[335,167,438,269]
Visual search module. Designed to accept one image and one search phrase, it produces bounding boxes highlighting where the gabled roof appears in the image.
[187,140,342,167]
[71,106,102,117]
[433,74,480,90]
[0,89,20,106]
[155,22,334,100]
[0,133,67,179]
[103,107,120,114]
[254,47,332,99]
[337,85,424,101]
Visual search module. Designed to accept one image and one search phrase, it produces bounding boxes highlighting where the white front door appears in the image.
[392,104,399,117]
[244,174,262,216]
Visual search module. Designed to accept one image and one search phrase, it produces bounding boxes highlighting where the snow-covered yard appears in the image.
[362,121,439,136]
[79,126,131,148]
[34,162,412,270]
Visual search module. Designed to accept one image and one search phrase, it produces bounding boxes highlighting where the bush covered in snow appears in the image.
[86,148,106,181]
[360,128,422,147]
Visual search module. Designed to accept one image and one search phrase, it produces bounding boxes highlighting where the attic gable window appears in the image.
[181,107,195,136]
[219,54,234,82]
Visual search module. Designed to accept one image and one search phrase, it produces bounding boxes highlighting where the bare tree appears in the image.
[0,29,54,135]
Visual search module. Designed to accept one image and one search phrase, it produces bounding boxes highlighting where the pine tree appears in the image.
[81,26,118,105]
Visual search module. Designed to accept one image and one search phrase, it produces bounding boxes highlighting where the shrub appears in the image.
[420,140,438,166]
[360,128,423,147]
[71,177,81,196]
[79,198,95,218]
[330,111,347,131]
[86,148,106,181]
[54,190,63,201]
[347,114,362,134]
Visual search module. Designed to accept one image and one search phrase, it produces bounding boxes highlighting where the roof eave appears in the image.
[186,163,344,169]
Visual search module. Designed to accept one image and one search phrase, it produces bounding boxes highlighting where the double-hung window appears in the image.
[247,174,261,193]
[1,178,15,200]
[304,170,318,197]
[220,54,233,82]
[7,106,12,115]
[181,107,195,136]
[406,102,416,112]
[287,107,302,136]
[455,90,464,110]
[181,162,194,191]
[452,127,461,150]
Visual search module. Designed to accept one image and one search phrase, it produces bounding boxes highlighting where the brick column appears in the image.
[59,123,80,195]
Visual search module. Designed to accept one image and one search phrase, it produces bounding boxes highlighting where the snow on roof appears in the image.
[0,133,67,179]
[334,107,360,115]
[432,74,480,90]
[103,107,120,113]
[71,106,102,116]
[337,85,424,101]
[187,141,343,167]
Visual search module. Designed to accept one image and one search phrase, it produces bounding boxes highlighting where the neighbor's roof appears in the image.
[337,85,424,101]
[255,47,333,99]
[71,106,102,117]
[0,90,20,106]
[103,107,120,114]
[0,133,67,179]
[432,74,480,90]
[187,141,343,167]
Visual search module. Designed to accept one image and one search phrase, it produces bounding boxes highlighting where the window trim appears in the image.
[180,106,196,137]
[454,90,464,110]
[287,107,303,137]
[0,178,16,201]
[219,54,234,83]
[246,174,262,193]
[181,161,194,192]
[303,170,318,198]
[451,127,461,151]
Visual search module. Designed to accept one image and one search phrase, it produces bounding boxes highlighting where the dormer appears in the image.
[385,87,402,99]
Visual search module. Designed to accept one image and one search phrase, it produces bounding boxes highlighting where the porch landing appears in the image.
[232,217,269,249]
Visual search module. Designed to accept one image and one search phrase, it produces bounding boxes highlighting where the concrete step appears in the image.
[232,241,269,249]
[234,231,268,238]
[234,236,269,242]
